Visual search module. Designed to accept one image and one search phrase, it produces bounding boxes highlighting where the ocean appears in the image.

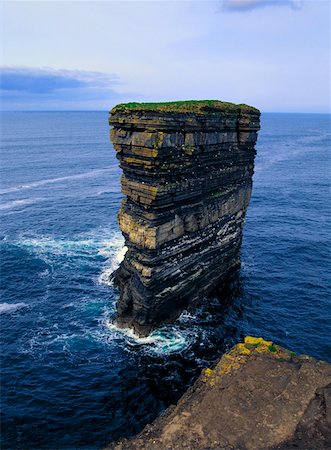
[1,111,330,449]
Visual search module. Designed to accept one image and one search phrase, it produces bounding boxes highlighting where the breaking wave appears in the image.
[97,244,127,285]
[17,228,125,277]
[106,320,194,354]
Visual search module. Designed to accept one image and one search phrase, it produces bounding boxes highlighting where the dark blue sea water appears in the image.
[1,111,330,449]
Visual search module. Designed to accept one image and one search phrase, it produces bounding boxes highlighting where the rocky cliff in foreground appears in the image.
[108,337,331,450]
[109,100,260,336]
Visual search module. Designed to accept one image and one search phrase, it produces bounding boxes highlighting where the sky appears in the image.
[0,0,330,112]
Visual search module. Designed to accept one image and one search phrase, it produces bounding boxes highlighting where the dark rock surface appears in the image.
[107,337,331,450]
[109,100,260,336]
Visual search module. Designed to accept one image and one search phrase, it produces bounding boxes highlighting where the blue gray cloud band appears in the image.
[0,67,124,110]
[223,0,304,12]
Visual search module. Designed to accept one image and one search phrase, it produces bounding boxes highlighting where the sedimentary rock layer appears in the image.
[109,100,260,336]
[107,337,331,450]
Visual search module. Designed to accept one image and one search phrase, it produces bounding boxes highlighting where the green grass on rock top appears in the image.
[111,100,259,114]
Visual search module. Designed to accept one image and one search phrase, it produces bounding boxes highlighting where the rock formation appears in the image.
[109,100,260,336]
[107,337,331,450]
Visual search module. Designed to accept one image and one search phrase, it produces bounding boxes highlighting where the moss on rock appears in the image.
[111,99,259,115]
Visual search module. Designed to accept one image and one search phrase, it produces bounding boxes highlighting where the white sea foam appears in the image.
[97,268,116,286]
[39,269,50,278]
[178,310,197,322]
[17,229,126,285]
[0,198,43,211]
[90,188,118,197]
[0,167,116,195]
[106,320,191,353]
[19,230,122,256]
[97,239,127,286]
[0,302,28,314]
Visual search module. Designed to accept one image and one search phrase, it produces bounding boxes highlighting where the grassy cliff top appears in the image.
[111,100,260,114]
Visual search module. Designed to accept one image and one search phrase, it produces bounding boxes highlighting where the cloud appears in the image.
[223,0,304,12]
[0,67,131,110]
[1,68,83,93]
[0,67,119,93]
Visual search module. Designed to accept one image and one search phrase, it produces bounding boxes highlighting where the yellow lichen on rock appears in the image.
[202,338,279,383]
[204,368,214,377]
[202,368,216,386]
[215,345,250,375]
[237,343,251,355]
[255,344,274,354]
[244,336,279,355]
[244,336,273,346]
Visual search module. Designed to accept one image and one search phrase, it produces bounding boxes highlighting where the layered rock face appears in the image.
[109,100,260,336]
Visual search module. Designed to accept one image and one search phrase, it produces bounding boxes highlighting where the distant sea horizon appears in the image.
[1,111,330,449]
[2,109,331,114]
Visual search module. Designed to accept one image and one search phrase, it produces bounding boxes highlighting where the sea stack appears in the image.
[109,100,260,336]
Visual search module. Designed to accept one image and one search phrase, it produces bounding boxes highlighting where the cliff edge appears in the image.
[109,100,260,336]
[107,337,331,450]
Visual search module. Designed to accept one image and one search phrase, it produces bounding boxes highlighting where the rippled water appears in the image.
[1,111,330,449]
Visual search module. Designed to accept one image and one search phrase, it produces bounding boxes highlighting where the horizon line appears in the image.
[1,110,330,114]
